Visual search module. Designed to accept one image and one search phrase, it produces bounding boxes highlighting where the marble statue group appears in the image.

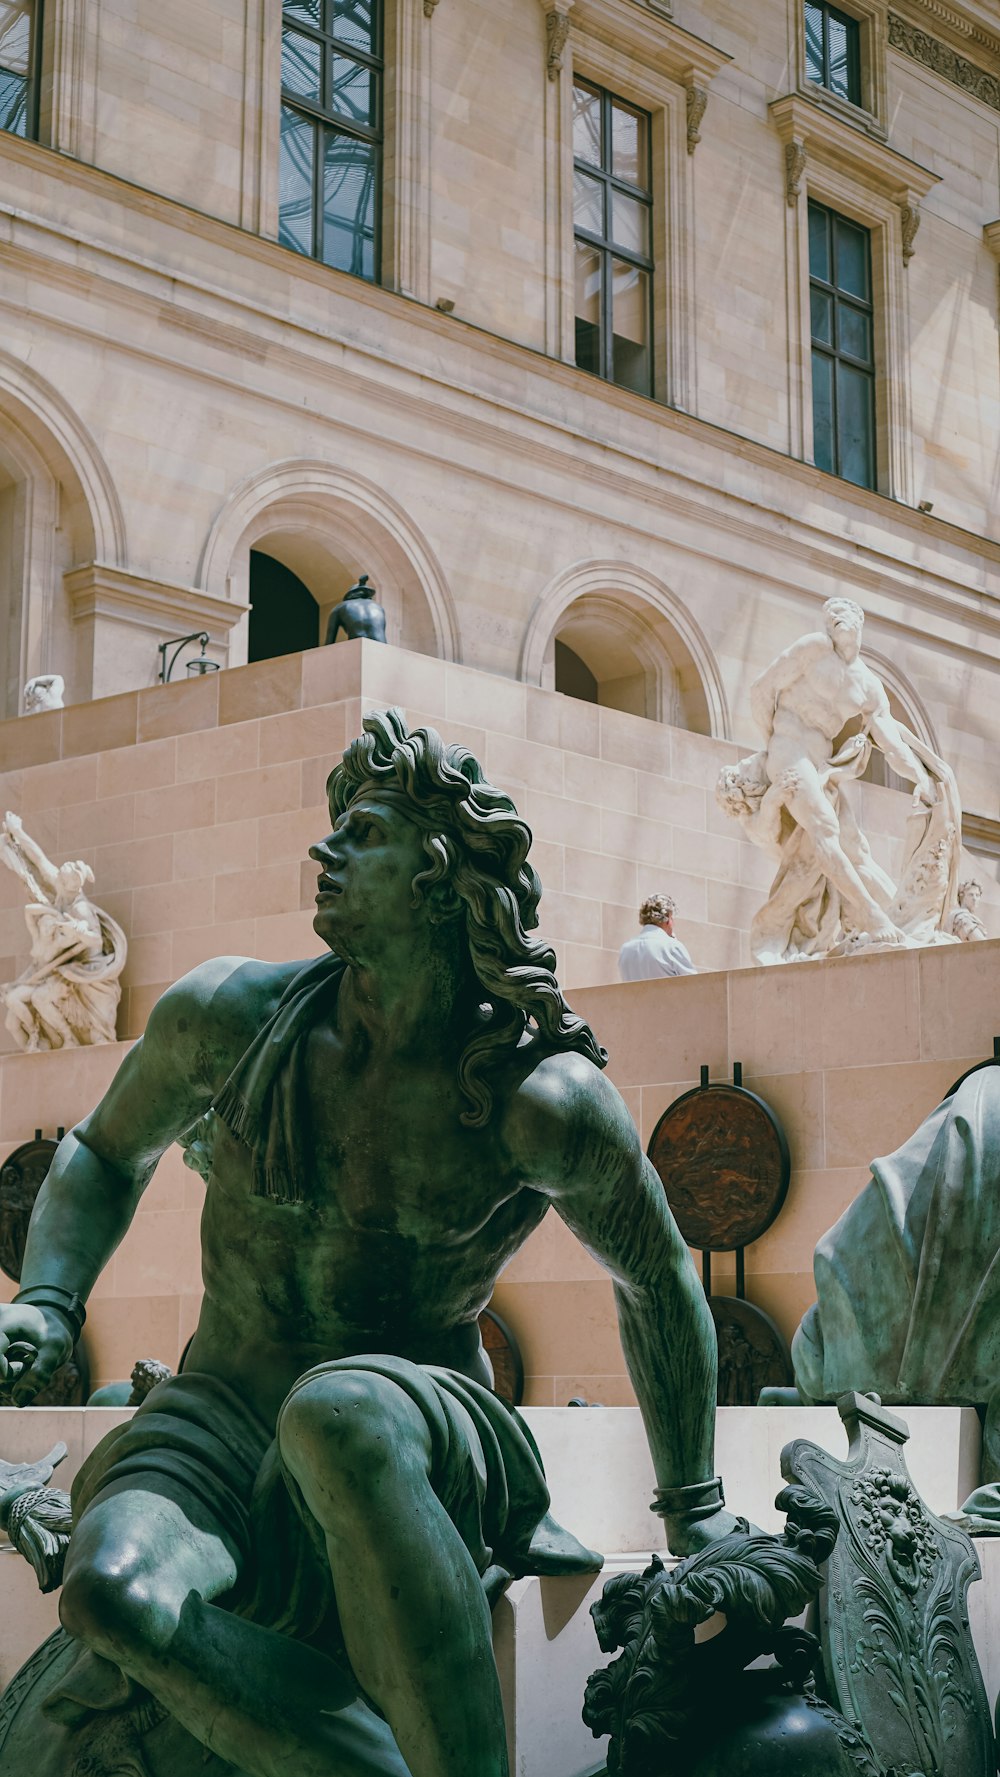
[716,597,963,964]
[0,813,126,1052]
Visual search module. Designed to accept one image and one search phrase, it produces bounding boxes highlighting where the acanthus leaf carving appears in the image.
[686,82,709,153]
[785,138,807,205]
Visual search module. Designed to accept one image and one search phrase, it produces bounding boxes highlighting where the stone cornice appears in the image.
[769,93,940,203]
[569,0,731,87]
[893,0,1000,69]
[63,565,248,637]
[889,10,1000,106]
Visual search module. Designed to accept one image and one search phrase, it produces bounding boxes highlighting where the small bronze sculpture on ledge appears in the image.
[0,709,738,1777]
[324,573,388,645]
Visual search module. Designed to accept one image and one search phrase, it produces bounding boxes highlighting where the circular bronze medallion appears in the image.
[0,1138,58,1282]
[647,1083,790,1252]
[479,1305,524,1407]
[710,1297,792,1407]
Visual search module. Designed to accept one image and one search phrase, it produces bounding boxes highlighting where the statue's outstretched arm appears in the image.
[863,679,932,800]
[3,958,255,1402]
[511,1058,732,1551]
[0,814,59,900]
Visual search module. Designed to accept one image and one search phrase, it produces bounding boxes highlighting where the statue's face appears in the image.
[824,601,863,661]
[960,883,982,911]
[309,797,431,956]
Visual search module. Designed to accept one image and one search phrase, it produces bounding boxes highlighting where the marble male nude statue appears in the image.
[750,597,934,931]
[0,711,736,1777]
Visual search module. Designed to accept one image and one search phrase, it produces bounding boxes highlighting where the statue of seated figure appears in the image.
[790,1063,1000,1531]
[0,710,738,1777]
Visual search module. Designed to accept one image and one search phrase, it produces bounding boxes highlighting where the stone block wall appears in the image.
[2,644,995,1056]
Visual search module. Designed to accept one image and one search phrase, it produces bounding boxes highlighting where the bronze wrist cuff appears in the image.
[13,1285,86,1344]
[650,1476,725,1522]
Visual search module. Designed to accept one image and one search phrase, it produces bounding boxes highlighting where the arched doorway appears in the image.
[248,550,320,661]
[199,461,460,668]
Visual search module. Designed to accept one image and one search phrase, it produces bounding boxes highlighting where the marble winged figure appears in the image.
[716,598,962,964]
[0,710,738,1777]
[0,812,127,1051]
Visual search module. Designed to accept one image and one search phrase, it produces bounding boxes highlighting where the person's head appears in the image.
[315,708,606,1125]
[823,597,865,662]
[639,893,677,935]
[345,574,378,602]
[54,859,93,908]
[958,879,983,911]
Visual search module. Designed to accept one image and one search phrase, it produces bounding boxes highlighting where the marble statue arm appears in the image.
[862,678,933,801]
[0,812,59,901]
[1,955,277,1403]
[748,634,826,742]
[510,1055,731,1550]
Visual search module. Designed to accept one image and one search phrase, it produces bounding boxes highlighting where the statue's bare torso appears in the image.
[149,960,554,1426]
[766,637,879,776]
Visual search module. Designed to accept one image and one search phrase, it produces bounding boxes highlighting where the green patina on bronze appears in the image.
[0,709,734,1777]
[791,1064,1000,1528]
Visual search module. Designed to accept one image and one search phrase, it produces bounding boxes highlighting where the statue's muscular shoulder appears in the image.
[145,954,308,1098]
[500,1047,637,1194]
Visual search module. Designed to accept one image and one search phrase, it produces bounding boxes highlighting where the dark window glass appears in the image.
[809,199,875,490]
[804,2,862,106]
[572,80,654,397]
[0,1,40,141]
[279,0,382,283]
[554,639,599,704]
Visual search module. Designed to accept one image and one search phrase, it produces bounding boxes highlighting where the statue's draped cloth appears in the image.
[792,1066,1000,1519]
[70,951,599,1680]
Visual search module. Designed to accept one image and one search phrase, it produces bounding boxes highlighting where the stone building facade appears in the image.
[0,0,998,844]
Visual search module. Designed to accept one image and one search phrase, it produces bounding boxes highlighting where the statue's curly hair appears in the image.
[327,708,607,1127]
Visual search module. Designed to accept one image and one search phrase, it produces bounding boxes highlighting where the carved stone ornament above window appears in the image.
[561,0,730,139]
[888,12,1000,111]
[537,0,574,80]
[769,92,941,262]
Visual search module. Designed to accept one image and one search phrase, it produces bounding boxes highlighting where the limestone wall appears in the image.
[494,938,1000,1404]
[2,645,996,1044]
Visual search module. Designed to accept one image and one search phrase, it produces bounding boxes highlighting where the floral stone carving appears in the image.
[782,1391,994,1777]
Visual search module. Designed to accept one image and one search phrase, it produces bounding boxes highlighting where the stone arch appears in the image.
[199,459,460,664]
[519,562,730,738]
[0,353,127,715]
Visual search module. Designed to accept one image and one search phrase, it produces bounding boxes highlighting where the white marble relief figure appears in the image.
[22,675,65,713]
[950,879,989,943]
[716,598,961,964]
[0,813,127,1050]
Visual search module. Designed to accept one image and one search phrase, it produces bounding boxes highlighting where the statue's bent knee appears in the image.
[60,1559,176,1662]
[278,1369,423,1493]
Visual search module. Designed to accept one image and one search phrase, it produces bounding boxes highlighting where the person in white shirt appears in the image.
[618,893,698,981]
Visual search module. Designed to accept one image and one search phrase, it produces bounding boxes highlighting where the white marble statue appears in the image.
[0,813,127,1050]
[950,878,989,942]
[22,674,65,713]
[716,598,961,965]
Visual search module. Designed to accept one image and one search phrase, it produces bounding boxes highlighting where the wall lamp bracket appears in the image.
[157,632,220,684]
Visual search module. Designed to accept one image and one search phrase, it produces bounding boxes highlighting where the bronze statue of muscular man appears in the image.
[0,710,735,1777]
